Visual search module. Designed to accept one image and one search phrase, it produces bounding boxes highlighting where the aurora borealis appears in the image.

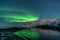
[0,14,39,22]
[0,0,40,29]
[0,7,39,22]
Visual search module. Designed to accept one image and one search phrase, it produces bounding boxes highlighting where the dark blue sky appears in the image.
[0,0,60,19]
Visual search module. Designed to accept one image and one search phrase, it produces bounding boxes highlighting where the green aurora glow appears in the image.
[0,7,39,22]
[1,14,39,22]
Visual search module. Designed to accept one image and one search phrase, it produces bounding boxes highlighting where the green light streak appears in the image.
[0,7,39,22]
[1,14,39,22]
[0,7,37,14]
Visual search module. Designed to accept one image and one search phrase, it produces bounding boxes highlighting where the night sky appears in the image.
[0,0,60,19]
[0,0,60,29]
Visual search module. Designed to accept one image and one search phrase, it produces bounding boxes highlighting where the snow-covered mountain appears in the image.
[0,18,60,29]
